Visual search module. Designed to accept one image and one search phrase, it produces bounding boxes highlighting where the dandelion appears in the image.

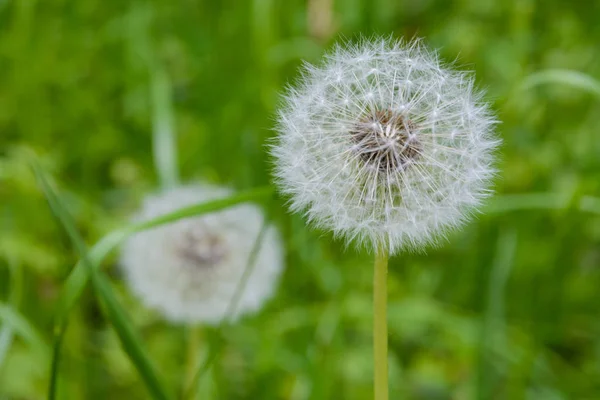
[271,37,499,399]
[272,37,498,254]
[119,183,284,325]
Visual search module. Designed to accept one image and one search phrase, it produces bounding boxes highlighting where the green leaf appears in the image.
[32,160,172,400]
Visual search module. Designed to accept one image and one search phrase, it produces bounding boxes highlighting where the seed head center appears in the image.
[350,109,421,171]
[176,228,226,268]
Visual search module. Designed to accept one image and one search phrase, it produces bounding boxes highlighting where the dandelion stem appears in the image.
[373,245,389,400]
[183,219,270,399]
[184,326,202,398]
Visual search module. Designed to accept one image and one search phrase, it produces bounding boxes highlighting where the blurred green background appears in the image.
[2,0,600,399]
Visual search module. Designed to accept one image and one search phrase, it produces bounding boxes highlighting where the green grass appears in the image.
[2,0,600,399]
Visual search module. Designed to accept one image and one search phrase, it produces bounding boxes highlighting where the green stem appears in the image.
[184,327,201,398]
[374,246,389,400]
[183,220,269,400]
[48,326,65,400]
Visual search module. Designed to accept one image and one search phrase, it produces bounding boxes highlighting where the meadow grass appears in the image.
[1,0,600,399]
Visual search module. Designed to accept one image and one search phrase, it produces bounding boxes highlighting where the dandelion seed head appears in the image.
[271,37,499,254]
[120,184,284,324]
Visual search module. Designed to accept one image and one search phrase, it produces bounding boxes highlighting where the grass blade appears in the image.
[519,69,600,99]
[485,193,570,213]
[151,66,179,189]
[95,272,171,399]
[0,303,48,357]
[579,195,600,215]
[0,257,24,368]
[486,193,600,215]
[55,230,129,328]
[32,160,172,400]
[47,327,64,400]
[476,229,518,400]
[0,328,13,368]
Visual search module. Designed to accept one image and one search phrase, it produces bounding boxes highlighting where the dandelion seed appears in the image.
[120,184,284,325]
[271,37,499,254]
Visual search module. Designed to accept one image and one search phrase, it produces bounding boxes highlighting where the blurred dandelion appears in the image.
[271,37,499,399]
[119,183,284,325]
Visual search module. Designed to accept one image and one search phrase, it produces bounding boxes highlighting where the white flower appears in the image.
[272,38,499,254]
[119,184,284,325]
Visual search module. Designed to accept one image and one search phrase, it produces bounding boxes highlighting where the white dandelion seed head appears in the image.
[120,183,284,325]
[271,37,499,254]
